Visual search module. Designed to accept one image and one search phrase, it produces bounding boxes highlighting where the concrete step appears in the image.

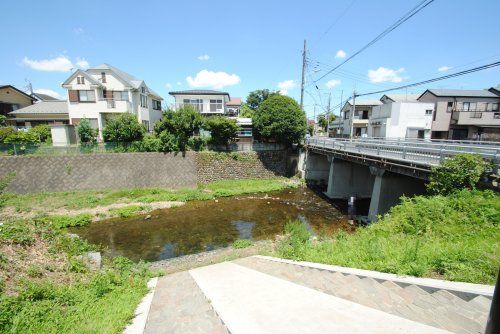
[144,271,229,334]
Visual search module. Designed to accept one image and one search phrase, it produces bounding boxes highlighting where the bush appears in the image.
[133,134,162,152]
[28,125,52,143]
[103,113,145,142]
[187,136,208,151]
[253,94,307,146]
[4,131,39,144]
[158,131,180,152]
[0,115,6,127]
[154,106,204,151]
[77,119,98,144]
[276,220,311,260]
[427,154,489,195]
[203,116,239,146]
[0,127,15,143]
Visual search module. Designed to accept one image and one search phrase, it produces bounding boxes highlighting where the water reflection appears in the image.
[72,187,353,262]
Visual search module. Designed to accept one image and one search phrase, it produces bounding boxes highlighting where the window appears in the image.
[142,120,150,132]
[101,72,106,83]
[141,87,146,94]
[446,101,453,112]
[493,103,499,111]
[462,102,470,111]
[77,76,85,85]
[210,99,223,112]
[344,111,349,119]
[183,99,203,111]
[140,94,148,108]
[78,90,96,102]
[494,113,500,119]
[113,91,129,101]
[425,109,433,115]
[152,100,161,110]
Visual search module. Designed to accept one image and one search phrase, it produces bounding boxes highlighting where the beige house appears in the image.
[0,85,35,120]
[330,99,382,137]
[417,89,500,140]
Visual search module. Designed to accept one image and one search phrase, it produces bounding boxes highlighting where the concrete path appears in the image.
[133,256,493,334]
[189,261,450,334]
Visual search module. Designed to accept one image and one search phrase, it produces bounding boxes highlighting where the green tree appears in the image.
[0,115,6,127]
[103,113,145,142]
[0,127,15,143]
[4,131,39,144]
[253,94,307,146]
[318,114,336,131]
[77,119,98,144]
[246,89,278,111]
[427,153,489,195]
[239,103,255,118]
[203,116,240,146]
[29,124,52,143]
[154,106,204,151]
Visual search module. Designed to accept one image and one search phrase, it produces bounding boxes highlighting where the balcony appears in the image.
[451,110,500,126]
[175,103,225,114]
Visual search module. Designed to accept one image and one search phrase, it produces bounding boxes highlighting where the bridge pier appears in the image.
[324,157,374,199]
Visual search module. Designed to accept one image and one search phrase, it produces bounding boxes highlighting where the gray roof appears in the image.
[32,92,60,101]
[345,99,382,107]
[87,64,162,99]
[169,89,230,96]
[381,94,420,102]
[9,100,68,115]
[422,89,499,98]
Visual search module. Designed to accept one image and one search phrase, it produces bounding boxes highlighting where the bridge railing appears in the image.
[307,137,500,166]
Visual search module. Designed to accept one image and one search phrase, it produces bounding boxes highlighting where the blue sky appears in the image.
[1,0,499,119]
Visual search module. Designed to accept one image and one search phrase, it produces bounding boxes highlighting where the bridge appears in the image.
[303,137,500,221]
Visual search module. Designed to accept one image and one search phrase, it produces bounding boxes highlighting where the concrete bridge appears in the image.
[303,137,500,221]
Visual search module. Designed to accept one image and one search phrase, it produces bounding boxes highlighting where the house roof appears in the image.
[418,89,499,99]
[344,99,382,107]
[489,86,500,96]
[32,92,60,101]
[0,85,36,101]
[227,97,242,106]
[62,69,102,87]
[9,100,68,115]
[168,89,230,97]
[380,94,420,102]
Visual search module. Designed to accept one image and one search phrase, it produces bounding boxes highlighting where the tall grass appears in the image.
[277,190,499,284]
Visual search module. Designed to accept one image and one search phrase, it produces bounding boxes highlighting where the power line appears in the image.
[315,0,435,82]
[355,61,500,97]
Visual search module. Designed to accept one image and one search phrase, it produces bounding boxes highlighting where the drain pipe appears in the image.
[485,269,499,334]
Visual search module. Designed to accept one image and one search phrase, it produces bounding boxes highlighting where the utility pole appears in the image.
[300,39,307,111]
[326,92,331,137]
[313,105,316,136]
[350,90,356,139]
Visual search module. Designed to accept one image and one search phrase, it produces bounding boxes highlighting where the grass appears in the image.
[0,217,158,333]
[108,205,151,218]
[232,239,253,249]
[1,178,295,215]
[276,190,500,285]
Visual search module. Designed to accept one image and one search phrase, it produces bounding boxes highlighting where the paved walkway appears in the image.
[131,256,493,334]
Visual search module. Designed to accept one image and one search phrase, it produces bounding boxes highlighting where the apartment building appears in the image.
[417,89,500,140]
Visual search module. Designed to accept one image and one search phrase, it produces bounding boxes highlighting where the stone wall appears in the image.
[195,151,288,183]
[0,150,291,193]
[0,152,197,193]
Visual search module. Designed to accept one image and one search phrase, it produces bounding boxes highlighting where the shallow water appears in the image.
[72,187,353,262]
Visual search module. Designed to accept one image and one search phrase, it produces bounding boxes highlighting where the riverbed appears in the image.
[72,187,354,262]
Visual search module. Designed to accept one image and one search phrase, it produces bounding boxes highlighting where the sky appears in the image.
[1,0,499,119]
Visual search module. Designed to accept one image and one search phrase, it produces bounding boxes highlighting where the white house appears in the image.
[368,94,434,139]
[62,64,163,138]
[169,90,252,142]
[330,99,382,137]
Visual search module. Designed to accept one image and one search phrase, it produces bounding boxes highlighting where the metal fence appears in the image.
[307,137,500,166]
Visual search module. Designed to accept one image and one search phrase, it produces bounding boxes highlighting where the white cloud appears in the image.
[438,66,452,72]
[21,55,89,72]
[368,67,405,83]
[22,56,73,72]
[325,79,341,88]
[165,83,172,89]
[277,80,296,95]
[335,49,347,59]
[186,70,240,89]
[34,88,62,99]
[75,57,89,69]
[197,54,210,61]
[176,81,182,86]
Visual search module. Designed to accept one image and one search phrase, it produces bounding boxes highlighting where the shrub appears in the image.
[0,115,6,127]
[203,116,239,146]
[187,136,208,151]
[427,154,489,195]
[0,127,15,143]
[77,119,98,144]
[232,239,253,249]
[253,94,307,146]
[158,131,180,152]
[154,106,204,151]
[28,124,52,143]
[103,113,145,142]
[4,131,39,144]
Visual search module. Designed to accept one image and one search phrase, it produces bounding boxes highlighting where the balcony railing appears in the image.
[106,99,116,109]
[236,129,253,137]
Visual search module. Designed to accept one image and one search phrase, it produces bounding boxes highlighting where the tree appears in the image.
[427,153,489,195]
[29,124,52,143]
[4,131,39,144]
[246,89,278,111]
[103,113,145,142]
[77,118,98,144]
[253,94,307,146]
[154,106,204,151]
[0,127,15,143]
[239,103,255,118]
[203,116,240,146]
[0,115,6,127]
[318,114,336,131]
